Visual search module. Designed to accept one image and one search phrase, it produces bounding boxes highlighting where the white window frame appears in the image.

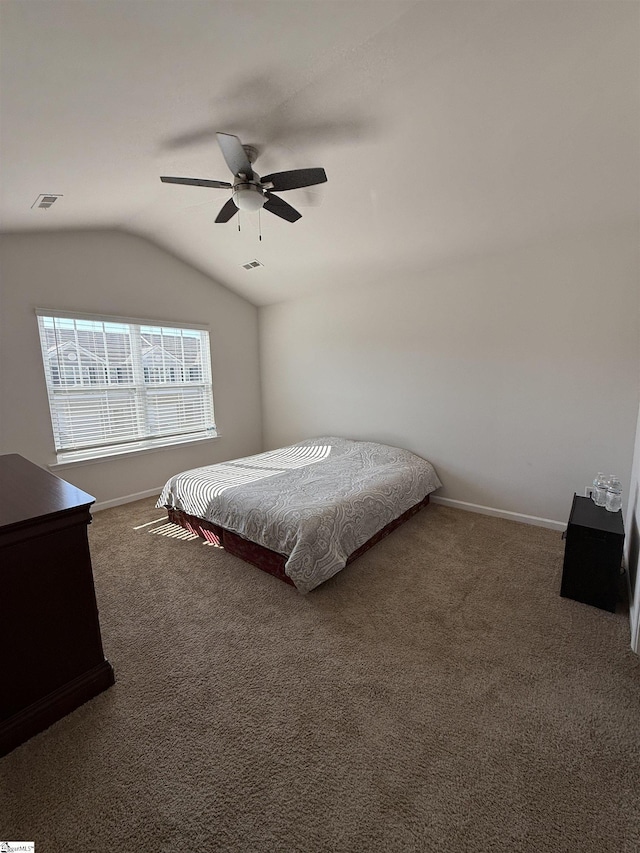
[36,309,217,464]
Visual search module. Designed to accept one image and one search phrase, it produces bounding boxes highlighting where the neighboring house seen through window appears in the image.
[36,310,217,463]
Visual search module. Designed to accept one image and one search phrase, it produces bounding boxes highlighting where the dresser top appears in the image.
[0,454,95,530]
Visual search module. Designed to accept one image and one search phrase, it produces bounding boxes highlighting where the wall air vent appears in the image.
[241,259,264,271]
[32,193,63,210]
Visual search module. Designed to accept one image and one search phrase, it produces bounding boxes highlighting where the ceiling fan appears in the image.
[160,132,327,223]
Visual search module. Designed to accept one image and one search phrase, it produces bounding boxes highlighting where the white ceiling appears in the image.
[1,1,637,306]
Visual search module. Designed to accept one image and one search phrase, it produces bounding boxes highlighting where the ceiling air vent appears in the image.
[241,259,264,271]
[32,193,63,210]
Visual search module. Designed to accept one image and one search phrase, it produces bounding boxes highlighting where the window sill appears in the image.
[49,433,220,470]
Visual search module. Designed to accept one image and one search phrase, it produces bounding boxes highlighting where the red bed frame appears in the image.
[166,494,430,588]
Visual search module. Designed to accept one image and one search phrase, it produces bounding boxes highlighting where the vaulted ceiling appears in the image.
[1,1,637,306]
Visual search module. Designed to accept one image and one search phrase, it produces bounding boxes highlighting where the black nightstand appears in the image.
[560,494,624,612]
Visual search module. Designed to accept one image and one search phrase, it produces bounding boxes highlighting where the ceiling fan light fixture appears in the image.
[232,183,266,212]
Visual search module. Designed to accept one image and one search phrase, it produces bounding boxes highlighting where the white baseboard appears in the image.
[93,487,162,512]
[93,489,566,529]
[430,496,566,531]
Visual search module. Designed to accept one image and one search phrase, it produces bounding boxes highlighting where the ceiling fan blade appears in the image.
[161,176,231,189]
[261,168,327,192]
[263,193,302,223]
[216,132,253,177]
[215,198,239,223]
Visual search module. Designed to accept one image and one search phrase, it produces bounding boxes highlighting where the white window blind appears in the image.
[36,310,217,462]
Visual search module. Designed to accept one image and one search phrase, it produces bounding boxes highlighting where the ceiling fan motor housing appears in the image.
[232,180,265,212]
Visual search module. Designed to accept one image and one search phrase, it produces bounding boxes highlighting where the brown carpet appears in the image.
[2,498,639,852]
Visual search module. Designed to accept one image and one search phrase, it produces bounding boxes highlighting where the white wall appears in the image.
[0,229,262,505]
[260,222,639,526]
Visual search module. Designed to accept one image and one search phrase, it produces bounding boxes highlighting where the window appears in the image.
[36,310,217,463]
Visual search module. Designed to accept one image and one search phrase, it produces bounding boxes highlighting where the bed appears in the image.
[157,436,441,593]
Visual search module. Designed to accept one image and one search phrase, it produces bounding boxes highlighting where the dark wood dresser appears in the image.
[0,453,114,756]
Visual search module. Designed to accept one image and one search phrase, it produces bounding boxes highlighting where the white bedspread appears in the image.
[157,437,441,592]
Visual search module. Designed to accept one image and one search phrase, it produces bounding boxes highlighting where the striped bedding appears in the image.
[157,436,441,592]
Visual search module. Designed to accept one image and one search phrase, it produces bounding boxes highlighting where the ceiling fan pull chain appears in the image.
[259,209,262,241]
